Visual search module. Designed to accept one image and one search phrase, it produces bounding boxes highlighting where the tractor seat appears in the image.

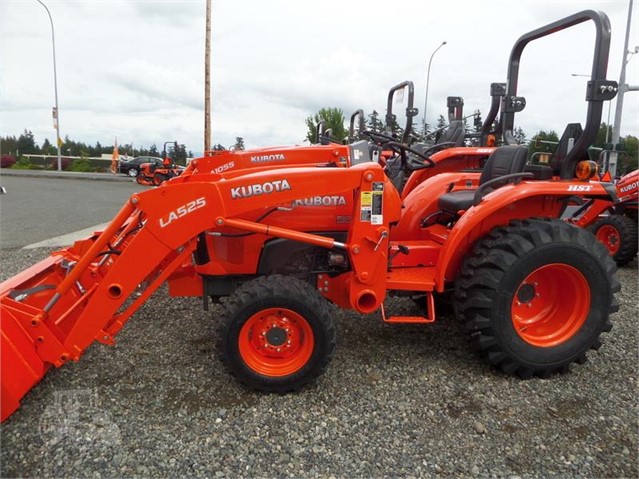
[438,120,465,146]
[438,145,529,214]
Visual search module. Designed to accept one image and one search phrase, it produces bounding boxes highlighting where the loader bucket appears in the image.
[0,198,173,421]
[1,251,86,421]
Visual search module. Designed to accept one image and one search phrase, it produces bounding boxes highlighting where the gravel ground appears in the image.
[0,248,637,478]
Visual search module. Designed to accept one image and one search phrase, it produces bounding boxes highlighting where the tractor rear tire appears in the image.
[454,219,620,379]
[217,275,336,392]
[153,173,168,186]
[589,214,638,266]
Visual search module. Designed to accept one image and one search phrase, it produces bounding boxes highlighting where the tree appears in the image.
[433,115,447,142]
[305,107,347,143]
[384,115,404,140]
[513,126,527,145]
[0,135,18,156]
[41,138,55,155]
[619,135,638,175]
[233,137,245,150]
[149,144,159,156]
[366,110,384,134]
[528,130,559,161]
[17,130,37,154]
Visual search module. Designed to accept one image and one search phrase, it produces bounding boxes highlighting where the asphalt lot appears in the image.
[0,175,637,478]
[0,174,143,250]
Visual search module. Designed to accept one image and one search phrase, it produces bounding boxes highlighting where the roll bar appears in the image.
[500,10,617,176]
[349,109,365,142]
[385,81,419,144]
[480,83,506,146]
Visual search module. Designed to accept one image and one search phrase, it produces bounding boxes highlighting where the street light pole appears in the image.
[423,41,447,136]
[37,0,61,171]
[610,0,638,177]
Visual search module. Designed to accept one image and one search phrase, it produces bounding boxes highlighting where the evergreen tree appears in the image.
[41,138,55,155]
[366,110,384,134]
[17,130,38,154]
[384,115,404,140]
[513,126,527,145]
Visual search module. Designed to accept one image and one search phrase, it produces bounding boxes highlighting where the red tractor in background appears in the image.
[583,167,638,265]
[136,141,185,186]
[0,10,623,422]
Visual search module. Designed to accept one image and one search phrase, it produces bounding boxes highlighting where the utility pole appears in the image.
[610,0,638,177]
[422,41,447,137]
[204,0,212,154]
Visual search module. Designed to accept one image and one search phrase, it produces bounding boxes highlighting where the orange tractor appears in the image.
[570,167,638,265]
[136,141,184,186]
[0,10,622,421]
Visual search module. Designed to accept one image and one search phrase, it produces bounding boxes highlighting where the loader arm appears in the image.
[1,162,398,421]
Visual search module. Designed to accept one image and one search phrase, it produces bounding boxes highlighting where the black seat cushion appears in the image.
[438,190,475,213]
[437,146,528,213]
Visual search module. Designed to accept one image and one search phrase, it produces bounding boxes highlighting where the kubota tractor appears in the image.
[136,141,185,186]
[573,168,638,265]
[0,10,622,422]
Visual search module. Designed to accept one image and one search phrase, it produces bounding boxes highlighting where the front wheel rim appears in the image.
[239,308,314,377]
[595,224,621,254]
[511,264,591,347]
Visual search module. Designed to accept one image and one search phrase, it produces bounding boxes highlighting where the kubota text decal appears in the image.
[250,154,286,163]
[231,179,292,199]
[293,196,347,207]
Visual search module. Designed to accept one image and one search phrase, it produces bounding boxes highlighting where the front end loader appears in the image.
[0,10,622,422]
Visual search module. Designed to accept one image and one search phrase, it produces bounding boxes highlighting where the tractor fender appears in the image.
[394,172,480,239]
[435,180,615,290]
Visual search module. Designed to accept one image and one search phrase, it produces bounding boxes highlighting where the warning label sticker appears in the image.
[371,182,384,225]
[360,183,384,224]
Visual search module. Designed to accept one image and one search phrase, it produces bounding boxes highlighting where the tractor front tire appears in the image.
[455,219,619,379]
[589,214,638,266]
[217,275,336,392]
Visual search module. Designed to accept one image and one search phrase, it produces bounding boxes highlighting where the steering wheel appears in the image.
[361,130,396,145]
[385,141,436,168]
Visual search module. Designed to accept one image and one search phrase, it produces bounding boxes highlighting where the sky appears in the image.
[1,0,638,157]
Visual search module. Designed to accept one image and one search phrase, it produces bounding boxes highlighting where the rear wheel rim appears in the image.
[511,264,590,347]
[128,169,137,177]
[595,224,621,254]
[239,308,314,377]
